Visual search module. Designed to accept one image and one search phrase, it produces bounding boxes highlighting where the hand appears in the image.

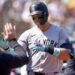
[2,23,17,41]
[60,42,74,56]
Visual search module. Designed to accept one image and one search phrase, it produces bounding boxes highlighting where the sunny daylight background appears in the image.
[0,0,75,75]
[0,0,75,39]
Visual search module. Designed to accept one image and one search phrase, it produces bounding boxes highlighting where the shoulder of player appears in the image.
[22,26,37,34]
[51,25,64,31]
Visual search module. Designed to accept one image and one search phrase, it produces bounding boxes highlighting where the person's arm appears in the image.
[47,47,71,61]
[44,42,72,61]
[1,23,29,68]
[29,42,72,61]
[0,40,29,68]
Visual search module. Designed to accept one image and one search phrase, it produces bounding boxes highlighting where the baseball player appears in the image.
[17,2,70,75]
[3,2,72,75]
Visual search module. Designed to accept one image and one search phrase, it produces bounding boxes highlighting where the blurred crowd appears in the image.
[0,0,75,75]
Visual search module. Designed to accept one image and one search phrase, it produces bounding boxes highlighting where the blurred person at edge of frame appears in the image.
[0,29,29,75]
[61,2,75,75]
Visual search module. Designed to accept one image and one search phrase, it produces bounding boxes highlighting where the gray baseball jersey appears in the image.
[18,25,68,73]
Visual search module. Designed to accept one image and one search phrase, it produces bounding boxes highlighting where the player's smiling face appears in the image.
[32,14,42,26]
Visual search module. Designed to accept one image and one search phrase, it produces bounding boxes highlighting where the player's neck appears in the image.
[38,22,50,32]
